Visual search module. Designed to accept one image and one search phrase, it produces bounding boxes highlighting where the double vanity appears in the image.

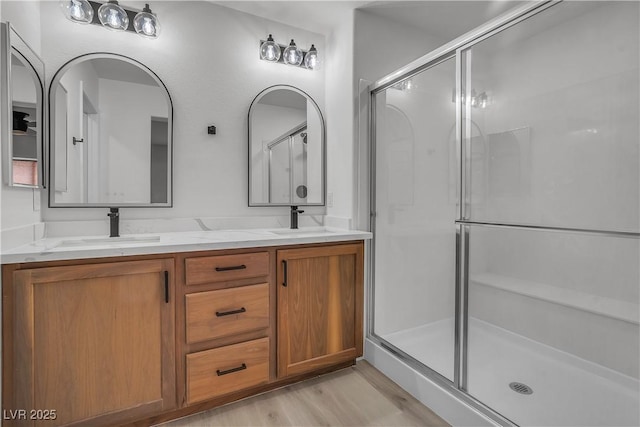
[0,10,366,426]
[2,228,369,426]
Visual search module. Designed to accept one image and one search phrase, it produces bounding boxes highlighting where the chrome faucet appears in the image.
[107,208,120,238]
[290,206,304,229]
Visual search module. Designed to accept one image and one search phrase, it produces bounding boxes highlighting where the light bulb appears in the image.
[70,2,85,20]
[108,10,121,27]
[134,4,160,38]
[470,89,478,108]
[478,92,489,109]
[260,34,281,62]
[283,39,303,66]
[59,0,94,24]
[98,0,129,31]
[303,44,318,69]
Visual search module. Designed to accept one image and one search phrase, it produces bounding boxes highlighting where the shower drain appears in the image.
[509,382,533,395]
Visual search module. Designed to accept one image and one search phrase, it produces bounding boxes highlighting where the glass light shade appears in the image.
[59,0,94,24]
[283,39,303,66]
[98,0,129,31]
[133,4,160,38]
[303,44,318,69]
[260,34,281,62]
[478,92,489,109]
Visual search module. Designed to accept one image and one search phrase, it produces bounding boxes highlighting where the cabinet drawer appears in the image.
[185,252,269,285]
[186,337,269,404]
[186,283,269,344]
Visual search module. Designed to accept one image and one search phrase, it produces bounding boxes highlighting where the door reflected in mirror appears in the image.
[49,54,172,207]
[248,85,325,206]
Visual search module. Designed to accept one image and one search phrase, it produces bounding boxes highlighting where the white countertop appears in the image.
[1,227,372,264]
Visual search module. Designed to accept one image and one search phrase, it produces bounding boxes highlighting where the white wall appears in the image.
[99,78,168,204]
[11,63,37,103]
[324,11,354,229]
[55,59,100,203]
[38,0,325,224]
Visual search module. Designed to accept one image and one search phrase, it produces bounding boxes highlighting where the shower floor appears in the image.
[382,318,639,426]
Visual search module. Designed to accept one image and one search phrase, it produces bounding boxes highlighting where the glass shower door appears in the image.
[461,1,640,425]
[372,57,458,381]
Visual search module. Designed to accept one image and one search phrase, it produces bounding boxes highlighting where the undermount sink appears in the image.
[55,235,161,247]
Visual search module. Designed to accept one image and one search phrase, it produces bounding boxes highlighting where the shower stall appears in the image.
[369,2,639,425]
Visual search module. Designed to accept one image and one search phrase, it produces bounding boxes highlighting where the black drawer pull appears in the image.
[215,264,247,272]
[216,363,247,376]
[216,307,246,317]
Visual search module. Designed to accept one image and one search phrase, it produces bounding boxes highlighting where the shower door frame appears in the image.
[367,1,567,425]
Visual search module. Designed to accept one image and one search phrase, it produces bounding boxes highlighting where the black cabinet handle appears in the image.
[282,260,288,287]
[164,271,169,304]
[215,265,247,272]
[216,363,247,376]
[216,307,246,317]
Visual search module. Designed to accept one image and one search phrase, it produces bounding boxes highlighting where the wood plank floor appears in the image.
[157,361,450,426]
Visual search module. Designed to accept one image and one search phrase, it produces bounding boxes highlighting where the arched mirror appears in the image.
[1,22,45,188]
[49,53,172,207]
[248,85,325,206]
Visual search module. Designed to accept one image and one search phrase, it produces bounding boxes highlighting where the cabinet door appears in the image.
[9,259,176,426]
[277,243,364,378]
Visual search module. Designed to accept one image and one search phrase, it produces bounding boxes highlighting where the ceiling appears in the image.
[214,1,525,39]
[361,1,525,41]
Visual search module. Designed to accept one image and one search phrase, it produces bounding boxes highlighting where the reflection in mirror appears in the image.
[49,53,172,207]
[1,22,44,188]
[249,85,324,206]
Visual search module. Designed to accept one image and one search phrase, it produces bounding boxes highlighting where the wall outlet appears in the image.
[327,192,334,207]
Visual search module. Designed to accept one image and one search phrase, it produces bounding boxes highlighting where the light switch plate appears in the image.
[327,192,334,207]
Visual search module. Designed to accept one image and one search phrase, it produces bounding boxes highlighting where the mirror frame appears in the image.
[1,22,45,189]
[48,52,173,208]
[248,84,326,207]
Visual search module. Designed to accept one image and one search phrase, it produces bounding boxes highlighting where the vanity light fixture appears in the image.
[59,0,161,38]
[452,88,490,109]
[259,35,318,70]
[391,79,414,91]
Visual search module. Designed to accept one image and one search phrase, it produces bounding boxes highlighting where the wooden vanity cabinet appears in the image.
[3,259,176,427]
[276,242,364,378]
[2,240,365,426]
